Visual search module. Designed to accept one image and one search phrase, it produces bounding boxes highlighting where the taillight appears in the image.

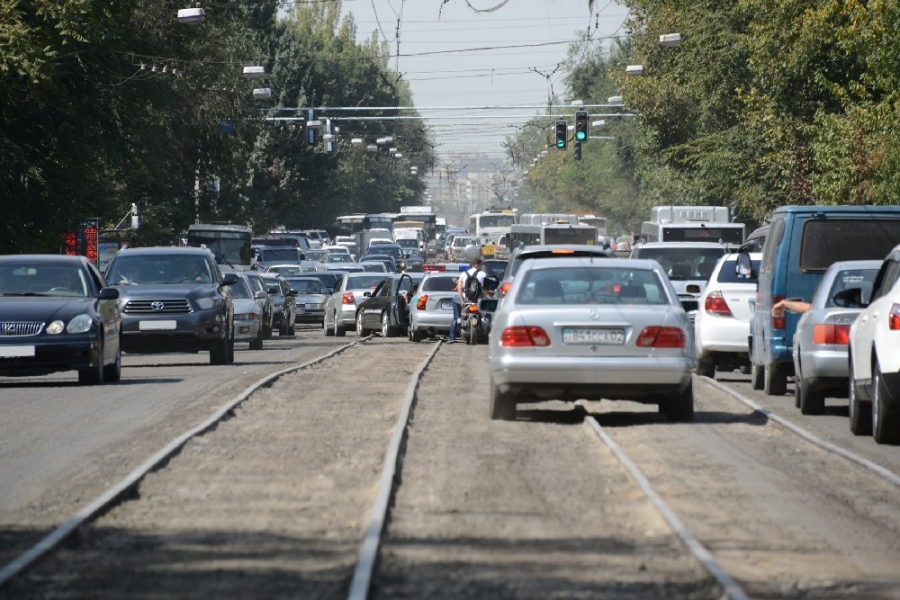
[813,323,851,346]
[772,295,785,330]
[891,304,900,330]
[636,326,686,348]
[342,292,355,305]
[500,326,551,347]
[416,295,428,310]
[499,281,512,297]
[704,291,733,317]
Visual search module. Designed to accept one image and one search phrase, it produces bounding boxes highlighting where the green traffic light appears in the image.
[556,140,565,148]
[575,131,586,141]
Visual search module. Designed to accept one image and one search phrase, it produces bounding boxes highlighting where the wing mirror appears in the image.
[255,290,267,300]
[222,272,239,285]
[288,290,299,297]
[267,286,279,295]
[735,252,755,279]
[98,287,120,300]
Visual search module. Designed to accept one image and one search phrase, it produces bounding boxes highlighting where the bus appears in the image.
[334,214,366,236]
[398,206,437,241]
[363,213,397,232]
[519,213,578,226]
[577,214,608,237]
[508,223,597,250]
[639,206,744,247]
[186,223,253,270]
[469,208,518,258]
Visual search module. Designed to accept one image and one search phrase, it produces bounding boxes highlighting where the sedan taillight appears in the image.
[772,295,785,330]
[890,304,900,331]
[704,291,733,317]
[636,326,686,348]
[416,295,428,310]
[342,292,355,305]
[500,326,551,347]
[813,323,851,345]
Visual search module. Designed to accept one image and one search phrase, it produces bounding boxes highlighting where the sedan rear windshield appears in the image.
[716,257,761,284]
[347,275,386,290]
[825,268,879,307]
[422,276,459,292]
[516,266,669,305]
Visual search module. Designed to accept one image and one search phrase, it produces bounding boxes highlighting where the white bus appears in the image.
[577,215,608,237]
[519,213,579,226]
[640,205,744,247]
[508,223,597,250]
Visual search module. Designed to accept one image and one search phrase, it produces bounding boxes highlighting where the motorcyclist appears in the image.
[449,257,486,343]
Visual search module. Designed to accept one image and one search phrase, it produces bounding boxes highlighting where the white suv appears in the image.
[848,244,900,443]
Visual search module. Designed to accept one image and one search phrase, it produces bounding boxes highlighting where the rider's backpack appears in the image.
[464,268,482,302]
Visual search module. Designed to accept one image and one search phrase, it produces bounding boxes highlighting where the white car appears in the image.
[323,273,392,336]
[694,252,761,377]
[848,244,900,443]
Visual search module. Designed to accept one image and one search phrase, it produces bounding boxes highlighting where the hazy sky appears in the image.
[338,0,629,161]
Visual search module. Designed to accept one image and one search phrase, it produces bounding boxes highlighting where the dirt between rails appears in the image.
[6,337,900,599]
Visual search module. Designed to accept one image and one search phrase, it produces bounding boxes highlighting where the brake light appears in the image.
[772,295,785,330]
[423,264,445,272]
[550,249,575,254]
[636,326,686,348]
[813,323,851,345]
[501,326,551,347]
[499,281,512,297]
[416,295,428,310]
[704,291,733,317]
[890,304,900,330]
[342,292,355,305]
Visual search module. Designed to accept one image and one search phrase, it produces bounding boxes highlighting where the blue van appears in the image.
[750,205,900,395]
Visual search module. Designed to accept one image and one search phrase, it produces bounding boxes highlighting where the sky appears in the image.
[337,0,629,162]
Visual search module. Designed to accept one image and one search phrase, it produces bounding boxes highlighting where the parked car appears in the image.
[750,205,900,396]
[408,271,463,341]
[355,273,424,337]
[259,273,298,336]
[792,260,880,414]
[283,276,329,324]
[106,247,237,365]
[488,257,696,421]
[243,272,274,339]
[848,244,900,442]
[323,273,388,336]
[228,274,265,350]
[0,254,122,384]
[694,252,762,377]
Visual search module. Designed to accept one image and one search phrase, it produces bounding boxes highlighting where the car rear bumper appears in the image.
[411,311,454,331]
[696,317,750,355]
[233,318,261,341]
[799,348,850,380]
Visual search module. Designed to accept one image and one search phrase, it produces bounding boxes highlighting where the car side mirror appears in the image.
[288,290,299,297]
[833,287,865,308]
[267,286,279,295]
[255,290,267,300]
[735,252,754,279]
[222,272,239,285]
[98,287,120,300]
[363,291,372,297]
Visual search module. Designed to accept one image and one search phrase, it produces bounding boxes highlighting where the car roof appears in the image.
[521,256,661,270]
[114,246,214,256]
[0,254,91,266]
[514,244,613,257]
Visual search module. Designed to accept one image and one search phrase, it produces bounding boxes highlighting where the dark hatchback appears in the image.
[105,247,238,365]
[0,254,122,384]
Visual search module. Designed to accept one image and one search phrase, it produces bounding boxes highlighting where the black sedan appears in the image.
[0,255,122,384]
[355,273,424,337]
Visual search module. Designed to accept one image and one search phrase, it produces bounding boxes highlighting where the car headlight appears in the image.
[46,320,65,335]
[66,314,94,334]
[195,297,221,310]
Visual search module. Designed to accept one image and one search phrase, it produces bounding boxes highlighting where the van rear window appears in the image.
[801,219,900,271]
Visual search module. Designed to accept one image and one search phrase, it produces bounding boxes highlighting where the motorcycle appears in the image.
[461,275,499,345]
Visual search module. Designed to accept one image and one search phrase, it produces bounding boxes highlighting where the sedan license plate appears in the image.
[0,345,35,357]
[563,328,624,345]
[440,301,454,310]
[139,320,177,331]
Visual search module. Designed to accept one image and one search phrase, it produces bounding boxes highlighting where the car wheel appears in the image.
[356,311,368,337]
[695,357,715,378]
[250,325,264,350]
[335,316,346,337]
[103,336,122,382]
[764,362,787,396]
[279,318,289,337]
[79,335,105,385]
[739,364,752,375]
[263,314,273,339]
[381,312,394,337]
[849,358,872,436]
[288,319,296,336]
[751,361,765,390]
[490,382,516,421]
[872,361,900,445]
[797,374,825,415]
[324,312,334,337]
[411,327,425,343]
[210,333,229,365]
[663,380,694,422]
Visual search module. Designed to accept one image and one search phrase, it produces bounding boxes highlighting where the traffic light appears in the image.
[555,120,567,150]
[575,110,589,143]
[574,141,582,161]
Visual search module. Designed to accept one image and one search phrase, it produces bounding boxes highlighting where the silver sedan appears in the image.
[488,257,696,421]
[323,273,390,336]
[792,260,881,415]
[409,272,462,341]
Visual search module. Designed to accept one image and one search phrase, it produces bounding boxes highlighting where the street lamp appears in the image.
[351,138,363,146]
[252,87,271,100]
[242,65,265,79]
[626,65,644,76]
[177,8,205,24]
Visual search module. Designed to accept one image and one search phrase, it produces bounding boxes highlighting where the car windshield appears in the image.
[261,278,284,296]
[395,239,418,249]
[516,265,669,305]
[229,279,253,299]
[422,276,459,292]
[326,254,354,263]
[286,278,326,294]
[362,263,387,272]
[634,248,725,280]
[0,265,89,297]
[825,268,879,307]
[348,275,388,290]
[108,255,215,285]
